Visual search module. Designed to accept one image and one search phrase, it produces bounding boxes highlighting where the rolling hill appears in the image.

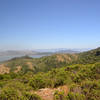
[0,47,100,74]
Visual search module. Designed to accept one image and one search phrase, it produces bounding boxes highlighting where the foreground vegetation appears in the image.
[0,62,100,100]
[0,47,100,100]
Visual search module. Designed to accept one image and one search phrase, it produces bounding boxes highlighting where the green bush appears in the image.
[54,90,66,100]
[22,92,42,100]
[66,92,85,100]
[0,87,20,100]
[29,73,46,89]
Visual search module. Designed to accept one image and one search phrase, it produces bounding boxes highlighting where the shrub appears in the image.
[29,73,46,89]
[22,92,42,100]
[66,92,85,100]
[0,87,20,100]
[54,90,66,100]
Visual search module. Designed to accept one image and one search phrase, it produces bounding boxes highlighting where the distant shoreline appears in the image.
[0,54,51,63]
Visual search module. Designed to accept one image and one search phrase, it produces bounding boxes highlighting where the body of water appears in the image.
[0,54,50,63]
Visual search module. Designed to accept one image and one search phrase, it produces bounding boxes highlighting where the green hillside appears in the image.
[76,47,100,64]
[1,54,77,74]
[0,47,100,100]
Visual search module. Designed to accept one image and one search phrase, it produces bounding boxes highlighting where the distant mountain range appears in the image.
[0,49,82,56]
[0,50,38,56]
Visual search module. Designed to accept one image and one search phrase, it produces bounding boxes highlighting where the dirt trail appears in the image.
[35,85,68,100]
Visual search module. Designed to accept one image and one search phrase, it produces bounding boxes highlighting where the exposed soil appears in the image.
[14,66,22,73]
[27,62,34,70]
[34,85,68,100]
[0,64,10,74]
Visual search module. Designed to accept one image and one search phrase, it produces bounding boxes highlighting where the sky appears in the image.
[0,0,100,50]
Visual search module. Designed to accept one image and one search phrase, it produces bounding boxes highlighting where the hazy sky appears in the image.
[0,0,100,50]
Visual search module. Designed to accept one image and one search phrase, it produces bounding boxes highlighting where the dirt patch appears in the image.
[71,54,78,60]
[56,54,65,62]
[27,62,34,70]
[63,54,72,62]
[35,88,54,100]
[57,85,69,95]
[56,54,72,62]
[34,85,68,100]
[14,66,22,73]
[0,64,10,74]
